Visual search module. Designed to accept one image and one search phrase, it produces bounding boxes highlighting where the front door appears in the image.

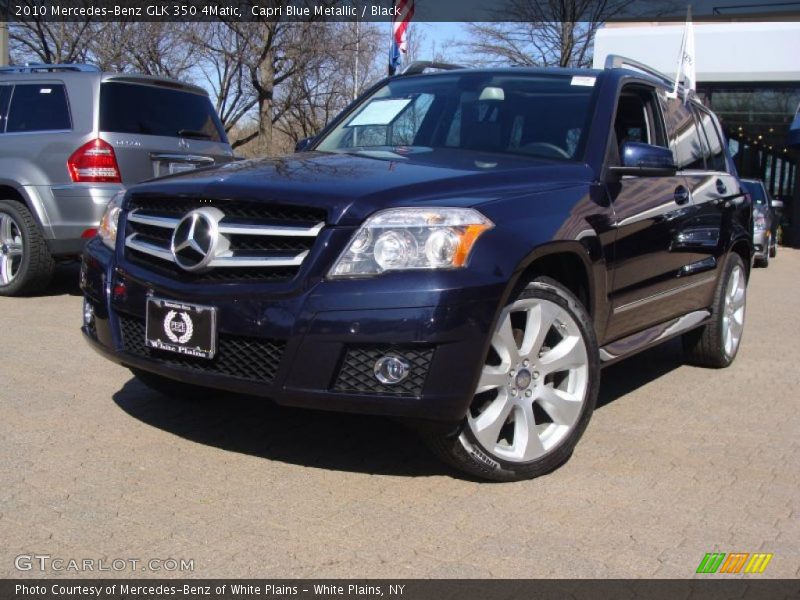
[604,85,707,342]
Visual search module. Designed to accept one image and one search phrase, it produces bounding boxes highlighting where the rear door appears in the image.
[98,79,234,184]
[680,102,742,285]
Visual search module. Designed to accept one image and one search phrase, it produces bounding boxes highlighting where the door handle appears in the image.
[674,186,691,205]
[716,178,727,195]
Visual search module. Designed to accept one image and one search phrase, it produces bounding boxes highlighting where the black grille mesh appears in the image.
[333,346,434,397]
[118,314,285,384]
[128,197,326,224]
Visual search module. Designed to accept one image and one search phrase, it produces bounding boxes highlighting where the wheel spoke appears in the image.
[724,325,733,355]
[6,242,22,257]
[493,314,520,365]
[539,335,586,375]
[728,268,740,300]
[476,367,509,394]
[536,385,582,426]
[520,301,557,358]
[0,255,11,284]
[0,215,12,244]
[471,389,514,449]
[515,402,546,461]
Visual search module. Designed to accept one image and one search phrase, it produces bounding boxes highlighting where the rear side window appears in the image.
[7,84,71,133]
[660,95,705,170]
[742,180,767,205]
[694,106,727,172]
[100,82,227,143]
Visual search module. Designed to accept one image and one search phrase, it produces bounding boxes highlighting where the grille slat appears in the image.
[119,315,285,384]
[124,197,326,284]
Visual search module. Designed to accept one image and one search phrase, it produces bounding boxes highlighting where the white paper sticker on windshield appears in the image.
[347,98,412,127]
[571,76,596,87]
[40,88,52,94]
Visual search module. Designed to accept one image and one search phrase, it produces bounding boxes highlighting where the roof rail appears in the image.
[400,61,465,76]
[0,63,101,74]
[604,54,677,89]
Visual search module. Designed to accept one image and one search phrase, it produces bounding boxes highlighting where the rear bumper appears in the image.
[26,183,122,250]
[81,238,504,422]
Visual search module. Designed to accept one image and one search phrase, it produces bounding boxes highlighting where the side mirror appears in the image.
[295,137,315,153]
[771,198,784,210]
[609,142,677,178]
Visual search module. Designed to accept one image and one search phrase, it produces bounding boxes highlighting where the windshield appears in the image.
[100,82,227,143]
[315,72,598,162]
[742,180,767,205]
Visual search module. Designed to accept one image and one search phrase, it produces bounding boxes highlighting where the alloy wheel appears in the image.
[0,212,23,285]
[722,264,746,358]
[467,296,589,463]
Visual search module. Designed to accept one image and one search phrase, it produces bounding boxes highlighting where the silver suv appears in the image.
[0,63,234,296]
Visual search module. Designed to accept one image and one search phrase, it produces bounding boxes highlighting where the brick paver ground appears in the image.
[1,251,798,578]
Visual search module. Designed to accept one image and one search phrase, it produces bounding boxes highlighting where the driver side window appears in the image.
[611,87,667,161]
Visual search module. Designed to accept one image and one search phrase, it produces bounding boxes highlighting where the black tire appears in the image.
[754,252,768,268]
[420,278,600,482]
[0,199,55,296]
[130,368,225,401]
[682,253,747,369]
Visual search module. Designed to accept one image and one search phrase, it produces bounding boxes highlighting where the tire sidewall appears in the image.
[453,278,600,481]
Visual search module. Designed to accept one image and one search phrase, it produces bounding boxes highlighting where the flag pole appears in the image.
[669,4,692,99]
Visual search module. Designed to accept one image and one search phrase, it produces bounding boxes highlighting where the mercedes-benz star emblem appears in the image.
[170,207,226,272]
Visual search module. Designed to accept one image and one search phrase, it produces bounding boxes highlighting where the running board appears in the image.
[599,310,711,365]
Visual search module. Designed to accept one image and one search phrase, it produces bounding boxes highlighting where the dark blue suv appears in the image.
[81,58,751,481]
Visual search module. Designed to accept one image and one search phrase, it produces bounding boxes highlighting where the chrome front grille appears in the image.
[123,197,326,282]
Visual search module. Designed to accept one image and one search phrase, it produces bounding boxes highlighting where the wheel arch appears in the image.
[506,240,606,322]
[729,236,752,280]
[0,181,49,234]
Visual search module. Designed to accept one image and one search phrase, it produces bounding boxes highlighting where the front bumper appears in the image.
[81,238,504,422]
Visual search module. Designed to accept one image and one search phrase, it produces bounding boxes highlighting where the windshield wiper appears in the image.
[177,129,212,140]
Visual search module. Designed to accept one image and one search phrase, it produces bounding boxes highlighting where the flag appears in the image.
[389,0,415,76]
[672,5,695,101]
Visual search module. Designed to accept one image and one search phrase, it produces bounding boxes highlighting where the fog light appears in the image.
[83,298,95,328]
[374,355,410,385]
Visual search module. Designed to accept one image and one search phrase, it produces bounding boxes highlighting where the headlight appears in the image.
[329,208,494,278]
[753,214,767,231]
[98,191,125,250]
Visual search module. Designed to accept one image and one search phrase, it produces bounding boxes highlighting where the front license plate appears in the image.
[145,298,217,359]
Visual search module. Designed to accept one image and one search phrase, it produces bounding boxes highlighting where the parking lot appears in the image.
[1,251,798,579]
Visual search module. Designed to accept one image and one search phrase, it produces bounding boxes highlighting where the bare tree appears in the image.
[192,23,257,141]
[10,18,94,64]
[275,22,383,148]
[89,22,198,79]
[462,0,638,68]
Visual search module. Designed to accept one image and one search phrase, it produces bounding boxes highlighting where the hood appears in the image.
[130,148,594,225]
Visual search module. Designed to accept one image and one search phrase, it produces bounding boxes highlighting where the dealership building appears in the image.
[593,21,800,246]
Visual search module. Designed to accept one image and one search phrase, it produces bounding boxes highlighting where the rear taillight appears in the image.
[67,139,121,183]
